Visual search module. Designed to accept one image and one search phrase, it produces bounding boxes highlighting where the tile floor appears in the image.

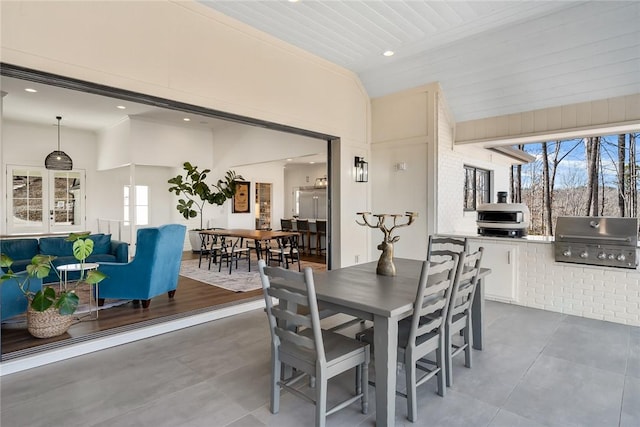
[1,301,638,427]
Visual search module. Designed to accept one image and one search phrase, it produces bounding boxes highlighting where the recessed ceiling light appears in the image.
[288,0,299,3]
[183,118,191,122]
[116,105,126,110]
[25,88,37,93]
[286,158,293,162]
[383,50,394,57]
[309,161,315,164]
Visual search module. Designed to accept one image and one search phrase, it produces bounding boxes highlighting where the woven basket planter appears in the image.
[27,306,74,338]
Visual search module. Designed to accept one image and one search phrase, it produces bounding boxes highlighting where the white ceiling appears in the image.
[201,0,640,122]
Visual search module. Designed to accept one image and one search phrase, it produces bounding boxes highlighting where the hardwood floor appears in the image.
[1,251,326,359]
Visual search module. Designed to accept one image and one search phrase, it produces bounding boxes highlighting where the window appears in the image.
[464,166,491,211]
[123,185,149,226]
[7,166,85,234]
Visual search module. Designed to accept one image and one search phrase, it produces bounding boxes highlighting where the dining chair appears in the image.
[356,257,458,422]
[258,260,369,427]
[427,235,468,263]
[266,235,301,271]
[218,237,251,274]
[245,239,268,261]
[198,231,223,269]
[445,247,484,387]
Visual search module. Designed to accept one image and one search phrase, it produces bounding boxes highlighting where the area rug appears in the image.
[179,258,326,293]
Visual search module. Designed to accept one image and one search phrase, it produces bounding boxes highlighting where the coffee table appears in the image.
[56,262,100,319]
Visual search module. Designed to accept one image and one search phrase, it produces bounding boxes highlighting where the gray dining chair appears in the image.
[258,260,369,427]
[357,257,458,422]
[445,247,484,387]
[427,235,468,262]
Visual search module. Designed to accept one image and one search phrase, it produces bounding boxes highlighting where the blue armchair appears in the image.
[97,224,186,308]
[1,270,42,322]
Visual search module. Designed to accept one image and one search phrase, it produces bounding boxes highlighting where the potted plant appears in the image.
[0,232,106,338]
[168,162,243,251]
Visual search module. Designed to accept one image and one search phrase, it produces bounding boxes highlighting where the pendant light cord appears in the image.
[57,116,62,150]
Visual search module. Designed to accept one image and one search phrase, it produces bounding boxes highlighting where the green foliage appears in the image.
[0,232,107,316]
[168,162,244,229]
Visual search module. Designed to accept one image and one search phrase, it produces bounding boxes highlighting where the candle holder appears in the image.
[356,211,418,276]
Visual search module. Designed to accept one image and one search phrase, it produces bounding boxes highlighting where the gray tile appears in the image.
[621,376,640,427]
[488,409,548,427]
[226,414,267,427]
[504,354,624,427]
[408,388,499,426]
[448,342,540,406]
[542,315,630,374]
[627,326,640,379]
[483,305,564,352]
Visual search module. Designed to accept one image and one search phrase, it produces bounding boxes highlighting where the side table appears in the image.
[56,262,100,319]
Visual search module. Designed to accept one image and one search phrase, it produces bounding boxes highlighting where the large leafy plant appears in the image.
[0,232,107,315]
[168,162,243,230]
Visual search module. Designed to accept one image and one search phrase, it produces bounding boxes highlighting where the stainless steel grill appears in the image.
[554,216,639,269]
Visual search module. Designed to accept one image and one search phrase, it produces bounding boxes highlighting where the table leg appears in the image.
[373,314,398,427]
[471,277,485,350]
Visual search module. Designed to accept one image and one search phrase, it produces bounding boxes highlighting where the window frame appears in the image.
[464,165,491,211]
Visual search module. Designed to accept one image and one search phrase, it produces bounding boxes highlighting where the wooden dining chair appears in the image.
[356,257,458,422]
[427,235,468,263]
[258,260,369,427]
[295,219,310,254]
[217,237,251,274]
[445,247,484,387]
[280,218,293,231]
[315,219,327,256]
[198,231,223,269]
[266,235,301,271]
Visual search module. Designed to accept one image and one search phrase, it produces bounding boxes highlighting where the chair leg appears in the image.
[168,290,176,299]
[315,372,327,427]
[98,298,105,307]
[464,320,473,368]
[141,299,151,308]
[445,325,453,387]
[361,360,369,414]
[270,349,281,414]
[132,299,140,308]
[405,354,417,422]
[436,334,446,397]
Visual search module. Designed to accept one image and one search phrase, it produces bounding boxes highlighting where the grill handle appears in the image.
[558,234,632,242]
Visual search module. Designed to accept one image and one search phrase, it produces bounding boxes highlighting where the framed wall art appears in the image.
[232,181,251,213]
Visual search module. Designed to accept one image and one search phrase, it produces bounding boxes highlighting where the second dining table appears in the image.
[199,228,301,261]
[273,257,491,427]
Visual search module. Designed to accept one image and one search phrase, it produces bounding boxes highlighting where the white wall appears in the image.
[1,119,101,234]
[1,0,371,269]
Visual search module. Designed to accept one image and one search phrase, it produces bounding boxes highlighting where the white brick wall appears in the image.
[500,239,640,326]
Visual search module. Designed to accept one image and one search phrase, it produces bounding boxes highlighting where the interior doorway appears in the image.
[255,182,272,230]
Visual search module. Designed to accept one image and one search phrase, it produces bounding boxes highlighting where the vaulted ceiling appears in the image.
[201,0,640,123]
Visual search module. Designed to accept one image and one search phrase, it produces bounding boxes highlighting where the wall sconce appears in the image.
[355,156,368,182]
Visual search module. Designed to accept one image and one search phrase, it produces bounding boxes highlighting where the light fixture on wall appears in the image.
[355,156,368,182]
[44,116,73,170]
[314,176,328,188]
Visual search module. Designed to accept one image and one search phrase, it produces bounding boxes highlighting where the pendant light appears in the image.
[45,116,73,170]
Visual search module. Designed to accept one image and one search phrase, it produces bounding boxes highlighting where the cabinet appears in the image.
[255,183,271,230]
[469,240,518,303]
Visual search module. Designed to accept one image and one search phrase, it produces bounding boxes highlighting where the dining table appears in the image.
[199,228,301,260]
[274,257,491,427]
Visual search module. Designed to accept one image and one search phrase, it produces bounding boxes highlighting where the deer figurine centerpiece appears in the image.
[356,211,418,276]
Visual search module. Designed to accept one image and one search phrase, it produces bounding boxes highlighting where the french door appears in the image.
[6,165,86,235]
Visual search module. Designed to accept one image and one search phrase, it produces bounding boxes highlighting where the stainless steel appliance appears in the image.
[297,187,327,220]
[554,216,639,269]
[476,202,530,238]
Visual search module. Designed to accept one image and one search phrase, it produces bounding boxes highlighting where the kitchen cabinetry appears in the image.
[469,240,518,303]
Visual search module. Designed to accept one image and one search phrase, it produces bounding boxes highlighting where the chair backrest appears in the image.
[406,257,458,349]
[316,219,327,234]
[258,260,325,363]
[427,235,468,263]
[296,219,310,232]
[281,219,293,231]
[135,224,187,294]
[447,248,484,324]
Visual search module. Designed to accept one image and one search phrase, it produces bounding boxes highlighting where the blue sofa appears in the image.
[0,234,129,284]
[1,270,43,321]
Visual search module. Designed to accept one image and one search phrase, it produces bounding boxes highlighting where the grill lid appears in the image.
[555,216,638,247]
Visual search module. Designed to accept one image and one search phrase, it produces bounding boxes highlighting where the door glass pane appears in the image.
[12,169,44,229]
[51,171,82,227]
